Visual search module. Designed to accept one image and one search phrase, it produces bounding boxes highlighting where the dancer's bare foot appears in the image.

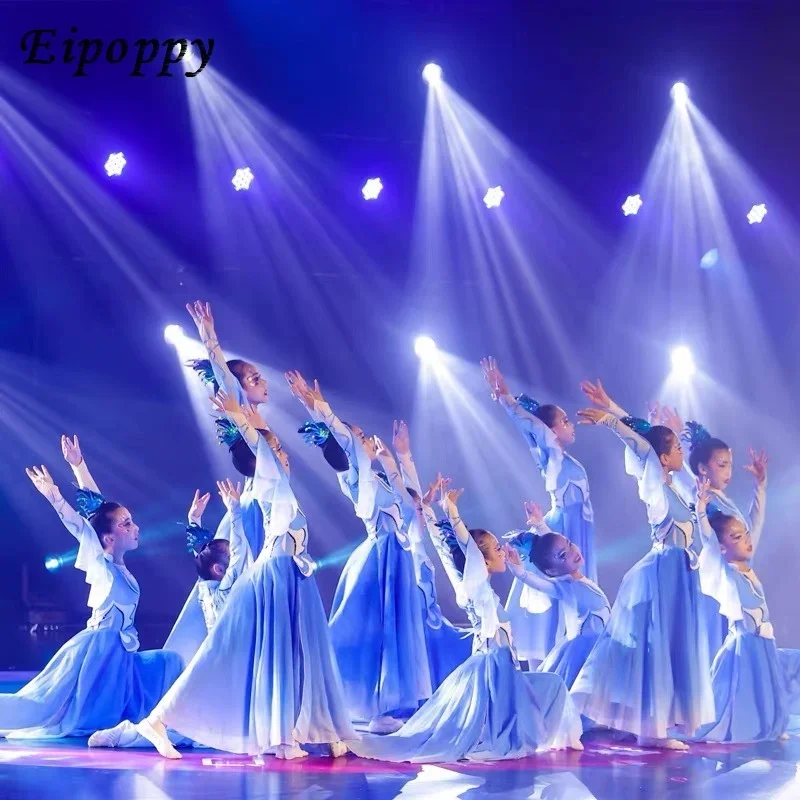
[637,736,689,752]
[779,732,790,741]
[136,718,182,759]
[330,740,349,757]
[275,742,308,760]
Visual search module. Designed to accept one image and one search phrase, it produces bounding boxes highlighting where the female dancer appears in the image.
[87,478,250,750]
[505,501,609,690]
[693,478,789,741]
[137,396,354,760]
[375,425,472,688]
[481,357,595,665]
[164,300,269,665]
[0,437,182,739]
[570,387,716,750]
[349,478,582,762]
[286,371,431,732]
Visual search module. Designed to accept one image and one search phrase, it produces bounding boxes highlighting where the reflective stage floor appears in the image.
[1,733,799,799]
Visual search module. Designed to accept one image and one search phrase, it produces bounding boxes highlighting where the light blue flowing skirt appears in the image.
[696,631,788,742]
[0,628,183,739]
[349,644,582,763]
[158,553,356,754]
[538,630,600,690]
[570,545,715,739]
[424,618,472,691]
[505,503,593,663]
[329,532,431,720]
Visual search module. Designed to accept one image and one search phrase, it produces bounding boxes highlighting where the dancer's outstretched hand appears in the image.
[26,465,60,502]
[210,388,243,418]
[217,478,243,510]
[188,489,211,525]
[580,379,612,411]
[186,301,216,342]
[480,357,509,401]
[576,407,606,425]
[285,371,323,408]
[743,448,768,486]
[61,435,83,467]
[524,500,545,529]
[392,420,411,456]
[694,476,711,514]
[660,406,684,436]
[504,544,522,567]
[241,403,267,431]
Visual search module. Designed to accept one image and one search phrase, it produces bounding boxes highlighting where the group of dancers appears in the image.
[0,299,797,763]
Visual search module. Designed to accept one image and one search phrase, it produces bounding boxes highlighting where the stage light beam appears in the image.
[163,325,185,345]
[483,186,505,209]
[414,336,438,361]
[422,63,443,85]
[232,167,255,191]
[670,346,696,380]
[104,152,126,177]
[671,82,689,106]
[747,203,767,225]
[621,194,643,216]
[362,177,383,200]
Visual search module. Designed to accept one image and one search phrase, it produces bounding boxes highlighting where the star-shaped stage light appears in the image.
[362,177,383,200]
[104,152,126,177]
[747,203,767,225]
[483,186,505,209]
[622,194,643,216]
[232,167,255,191]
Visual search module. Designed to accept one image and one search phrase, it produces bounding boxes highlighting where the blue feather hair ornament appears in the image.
[186,359,219,392]
[75,487,105,519]
[621,416,652,436]
[215,417,242,448]
[186,522,213,558]
[515,393,540,415]
[685,420,711,448]
[298,421,331,447]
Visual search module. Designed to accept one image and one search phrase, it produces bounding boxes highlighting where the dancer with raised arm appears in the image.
[87,478,252,750]
[349,477,582,762]
[569,383,717,750]
[692,476,790,742]
[165,300,269,665]
[0,437,182,739]
[481,357,595,666]
[505,501,609,690]
[287,370,431,732]
[137,395,354,760]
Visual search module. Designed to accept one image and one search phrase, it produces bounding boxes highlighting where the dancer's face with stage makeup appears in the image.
[697,447,733,491]
[660,432,684,473]
[476,531,507,574]
[235,362,269,405]
[349,424,378,461]
[539,533,584,576]
[716,517,753,562]
[550,406,576,447]
[103,507,140,553]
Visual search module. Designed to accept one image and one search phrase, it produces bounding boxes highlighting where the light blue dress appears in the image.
[150,435,356,754]
[349,511,582,762]
[310,399,432,721]
[673,440,768,670]
[0,493,183,739]
[163,356,266,666]
[389,452,472,689]
[694,505,788,741]
[570,414,716,740]
[508,556,610,690]
[88,501,254,749]
[500,394,595,662]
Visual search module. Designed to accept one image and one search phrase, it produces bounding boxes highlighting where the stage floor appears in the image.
[1,733,799,799]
